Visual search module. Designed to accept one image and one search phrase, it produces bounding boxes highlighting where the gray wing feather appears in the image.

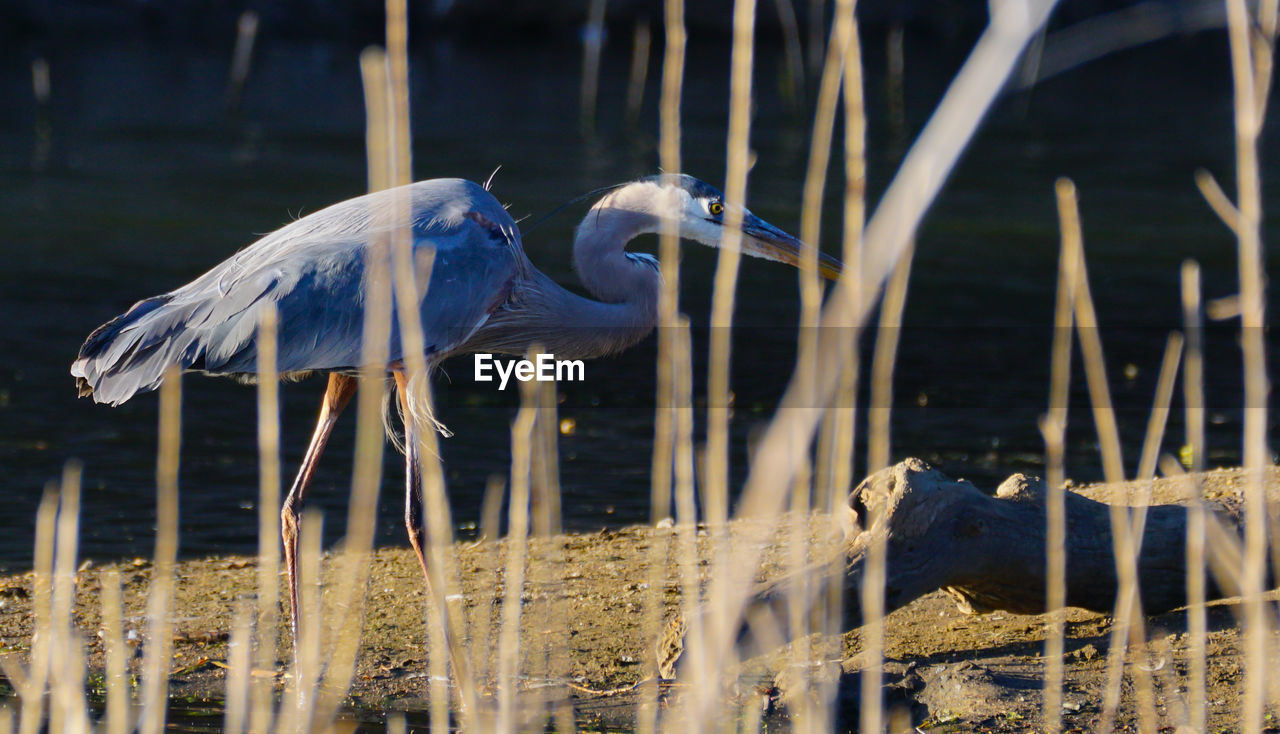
[72,179,522,405]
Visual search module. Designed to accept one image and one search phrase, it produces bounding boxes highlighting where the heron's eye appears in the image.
[708,201,724,217]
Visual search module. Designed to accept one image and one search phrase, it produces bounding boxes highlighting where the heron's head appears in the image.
[594,174,843,280]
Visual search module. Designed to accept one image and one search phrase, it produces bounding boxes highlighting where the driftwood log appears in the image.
[748,458,1276,633]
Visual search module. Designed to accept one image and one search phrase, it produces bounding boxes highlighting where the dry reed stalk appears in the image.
[286,510,325,732]
[697,3,760,713]
[777,8,855,725]
[48,481,70,734]
[637,508,673,734]
[799,26,871,717]
[804,0,851,551]
[298,43,395,731]
[1042,178,1080,734]
[380,0,477,719]
[824,356,858,679]
[1224,0,1275,727]
[1086,332,1183,733]
[652,0,686,503]
[1105,332,1186,731]
[580,0,608,132]
[1117,331,1185,709]
[50,463,88,734]
[831,9,866,481]
[642,370,676,731]
[672,317,709,733]
[138,366,181,734]
[645,369,676,654]
[530,387,558,534]
[1194,169,1241,236]
[640,0,685,728]
[496,367,539,733]
[531,377,574,733]
[859,471,889,734]
[384,13,471,726]
[100,569,129,734]
[1135,334,1183,494]
[1060,183,1159,732]
[395,185,470,731]
[525,380,560,722]
[712,1,1062,678]
[1180,260,1207,733]
[386,0,410,191]
[1259,0,1279,103]
[474,474,506,686]
[866,240,912,475]
[1057,181,1147,730]
[223,601,254,734]
[362,47,391,194]
[1063,197,1123,485]
[352,12,474,726]
[12,487,56,734]
[532,358,562,538]
[637,517,674,733]
[705,0,758,535]
[625,19,651,125]
[819,358,860,671]
[855,160,892,724]
[784,456,817,727]
[251,303,281,734]
[827,27,867,724]
[1109,330,1185,728]
[1163,462,1251,599]
[1038,411,1067,733]
[839,8,866,272]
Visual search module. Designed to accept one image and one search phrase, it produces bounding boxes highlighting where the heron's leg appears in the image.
[393,371,432,580]
[281,372,356,647]
[394,370,480,708]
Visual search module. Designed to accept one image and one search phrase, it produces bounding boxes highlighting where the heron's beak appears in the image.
[740,213,843,281]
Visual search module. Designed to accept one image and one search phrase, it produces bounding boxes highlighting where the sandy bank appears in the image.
[0,465,1275,731]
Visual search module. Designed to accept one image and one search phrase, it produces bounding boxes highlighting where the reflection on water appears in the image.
[0,29,1276,567]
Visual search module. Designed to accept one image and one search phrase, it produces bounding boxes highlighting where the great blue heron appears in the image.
[71,174,841,647]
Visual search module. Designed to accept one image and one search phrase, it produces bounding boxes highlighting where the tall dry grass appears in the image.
[12,0,1280,731]
[639,0,687,731]
[1181,260,1209,734]
[1223,0,1277,729]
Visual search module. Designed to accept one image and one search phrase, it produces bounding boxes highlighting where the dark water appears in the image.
[1,28,1278,569]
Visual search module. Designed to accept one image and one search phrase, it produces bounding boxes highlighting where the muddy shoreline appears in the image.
[0,466,1276,731]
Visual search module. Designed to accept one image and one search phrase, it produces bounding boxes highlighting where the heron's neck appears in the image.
[572,208,660,303]
[468,210,660,361]
[526,208,659,359]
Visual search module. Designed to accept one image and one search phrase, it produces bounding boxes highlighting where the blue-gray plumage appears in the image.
[74,179,521,404]
[71,173,841,653]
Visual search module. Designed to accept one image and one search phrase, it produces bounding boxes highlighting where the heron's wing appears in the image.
[72,179,523,405]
